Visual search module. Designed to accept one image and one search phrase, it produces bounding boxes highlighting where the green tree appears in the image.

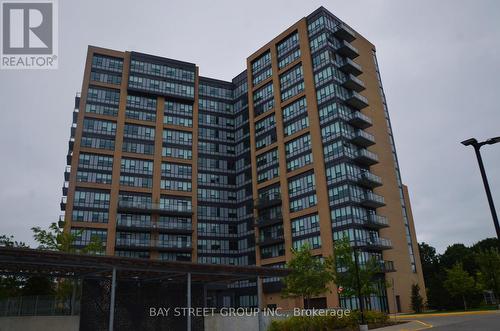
[31,221,103,254]
[410,283,424,313]
[282,244,333,308]
[0,234,27,248]
[327,237,385,306]
[0,234,28,299]
[443,263,476,310]
[475,248,500,301]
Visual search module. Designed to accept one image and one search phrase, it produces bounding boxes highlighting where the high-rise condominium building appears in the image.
[60,6,425,313]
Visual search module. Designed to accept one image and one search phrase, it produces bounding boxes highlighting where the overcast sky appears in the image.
[0,0,499,253]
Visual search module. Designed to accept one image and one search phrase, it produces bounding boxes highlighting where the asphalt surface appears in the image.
[379,311,500,331]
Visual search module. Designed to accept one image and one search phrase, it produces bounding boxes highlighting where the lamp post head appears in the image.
[461,138,478,147]
[485,136,500,145]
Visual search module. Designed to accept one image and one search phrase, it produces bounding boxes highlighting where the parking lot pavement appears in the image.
[377,310,500,330]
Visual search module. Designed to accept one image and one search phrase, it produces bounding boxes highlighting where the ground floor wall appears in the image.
[0,316,79,331]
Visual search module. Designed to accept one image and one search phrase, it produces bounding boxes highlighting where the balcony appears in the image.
[60,196,67,211]
[64,166,71,181]
[351,130,375,147]
[345,92,369,110]
[262,279,284,293]
[337,40,359,59]
[155,240,192,252]
[74,94,81,110]
[70,123,77,138]
[379,260,396,273]
[339,58,362,76]
[348,111,372,129]
[334,23,356,42]
[115,238,151,249]
[62,181,69,196]
[72,109,79,124]
[66,152,73,166]
[117,201,193,216]
[358,171,383,188]
[355,148,379,166]
[255,214,283,228]
[116,219,153,232]
[342,74,365,92]
[360,192,386,208]
[257,233,284,247]
[68,138,75,153]
[254,193,282,210]
[353,237,392,250]
[367,237,392,250]
[156,221,193,234]
[365,214,389,229]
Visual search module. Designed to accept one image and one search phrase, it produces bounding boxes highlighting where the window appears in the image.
[123,124,155,141]
[285,134,311,158]
[282,97,307,122]
[251,51,272,74]
[87,87,120,105]
[288,172,316,198]
[130,59,195,82]
[291,214,319,237]
[92,55,123,72]
[277,32,299,57]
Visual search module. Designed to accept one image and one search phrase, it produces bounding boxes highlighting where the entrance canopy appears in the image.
[0,247,289,282]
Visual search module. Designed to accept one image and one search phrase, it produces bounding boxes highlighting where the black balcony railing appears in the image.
[255,214,283,228]
[254,193,282,210]
[257,233,284,247]
[117,200,193,216]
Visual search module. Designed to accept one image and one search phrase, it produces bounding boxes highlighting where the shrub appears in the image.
[268,310,388,331]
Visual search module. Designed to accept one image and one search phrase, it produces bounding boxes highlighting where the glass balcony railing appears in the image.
[355,148,379,165]
[115,238,151,248]
[352,237,392,250]
[361,192,386,208]
[359,171,383,188]
[342,74,365,92]
[337,40,359,59]
[155,240,191,249]
[351,129,375,147]
[339,58,362,76]
[334,23,356,42]
[366,214,389,228]
[349,111,372,129]
[346,91,369,110]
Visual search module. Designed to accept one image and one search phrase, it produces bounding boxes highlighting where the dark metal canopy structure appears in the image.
[0,247,289,282]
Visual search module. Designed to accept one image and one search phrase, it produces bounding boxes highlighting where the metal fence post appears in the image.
[109,267,117,331]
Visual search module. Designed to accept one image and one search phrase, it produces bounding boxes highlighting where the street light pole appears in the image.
[353,246,366,329]
[461,137,500,241]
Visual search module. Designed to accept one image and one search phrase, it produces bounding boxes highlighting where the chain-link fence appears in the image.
[0,295,79,316]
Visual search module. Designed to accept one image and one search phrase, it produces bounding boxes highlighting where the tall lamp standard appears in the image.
[461,137,500,241]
